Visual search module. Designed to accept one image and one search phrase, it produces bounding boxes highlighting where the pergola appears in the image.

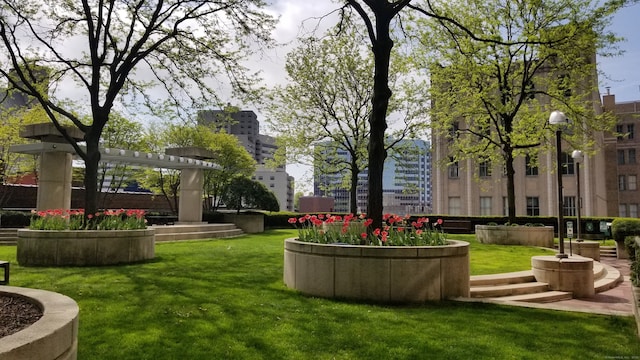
[9,123,219,224]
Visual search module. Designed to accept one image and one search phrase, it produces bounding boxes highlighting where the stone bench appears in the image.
[0,261,8,285]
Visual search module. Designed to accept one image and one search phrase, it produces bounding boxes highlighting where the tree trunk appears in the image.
[84,135,101,216]
[367,19,394,230]
[505,149,516,224]
[349,158,360,214]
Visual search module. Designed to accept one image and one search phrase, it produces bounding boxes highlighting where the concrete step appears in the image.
[152,223,244,242]
[0,228,19,245]
[470,270,535,287]
[600,248,617,257]
[155,229,244,242]
[594,263,623,293]
[490,291,573,303]
[151,223,238,235]
[471,281,550,298]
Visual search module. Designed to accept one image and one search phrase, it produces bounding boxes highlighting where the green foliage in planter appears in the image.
[611,218,640,242]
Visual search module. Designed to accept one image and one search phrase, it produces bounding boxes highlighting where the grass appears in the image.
[0,229,638,359]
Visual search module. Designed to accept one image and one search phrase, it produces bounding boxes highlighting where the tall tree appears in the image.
[268,22,427,214]
[0,0,274,216]
[98,112,145,208]
[203,131,256,212]
[412,0,624,222]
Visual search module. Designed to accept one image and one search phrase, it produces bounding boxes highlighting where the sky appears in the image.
[263,1,640,194]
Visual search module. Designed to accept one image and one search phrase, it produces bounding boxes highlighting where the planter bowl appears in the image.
[475,225,554,248]
[284,238,469,303]
[0,286,78,360]
[17,229,155,266]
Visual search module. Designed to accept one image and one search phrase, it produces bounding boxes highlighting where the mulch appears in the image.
[0,295,43,338]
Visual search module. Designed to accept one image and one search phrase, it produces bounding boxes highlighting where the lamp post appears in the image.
[550,110,569,258]
[572,150,584,243]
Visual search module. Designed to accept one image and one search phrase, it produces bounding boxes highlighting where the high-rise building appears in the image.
[603,93,640,218]
[314,139,432,214]
[197,109,294,211]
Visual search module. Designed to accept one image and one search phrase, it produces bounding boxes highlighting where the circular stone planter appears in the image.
[17,229,155,266]
[0,286,79,360]
[531,255,595,298]
[475,225,553,248]
[283,238,470,303]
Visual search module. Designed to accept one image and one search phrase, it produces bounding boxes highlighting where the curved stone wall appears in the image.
[475,225,554,248]
[17,229,155,266]
[284,239,470,303]
[0,286,79,360]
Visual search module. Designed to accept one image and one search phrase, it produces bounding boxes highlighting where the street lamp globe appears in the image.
[549,110,568,126]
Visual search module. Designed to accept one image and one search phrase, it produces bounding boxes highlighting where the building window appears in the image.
[526,197,540,216]
[258,176,263,180]
[480,197,492,216]
[617,125,624,140]
[628,124,635,139]
[563,196,576,216]
[561,152,574,175]
[503,197,508,216]
[448,158,459,178]
[619,175,626,191]
[448,197,461,215]
[620,204,627,217]
[525,154,538,176]
[630,204,639,218]
[479,160,491,177]
[270,176,275,181]
[618,149,626,165]
[629,175,637,191]
[630,149,637,164]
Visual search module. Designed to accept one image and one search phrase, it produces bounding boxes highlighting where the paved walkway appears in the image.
[469,257,636,316]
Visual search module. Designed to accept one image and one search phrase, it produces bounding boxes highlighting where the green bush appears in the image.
[625,237,640,286]
[611,218,640,242]
[0,211,30,228]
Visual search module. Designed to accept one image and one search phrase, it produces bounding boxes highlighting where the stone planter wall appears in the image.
[17,229,155,266]
[0,286,79,360]
[475,225,554,248]
[222,214,264,233]
[284,239,470,303]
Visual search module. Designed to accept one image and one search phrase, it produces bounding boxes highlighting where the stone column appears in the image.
[37,152,73,210]
[178,168,204,224]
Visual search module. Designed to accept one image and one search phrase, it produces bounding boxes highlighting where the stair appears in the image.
[600,245,617,258]
[0,224,244,245]
[469,259,623,303]
[152,223,243,242]
[0,228,20,245]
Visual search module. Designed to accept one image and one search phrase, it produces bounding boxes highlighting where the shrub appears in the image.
[611,218,640,242]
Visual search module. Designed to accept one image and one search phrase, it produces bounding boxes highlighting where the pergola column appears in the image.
[37,151,73,210]
[17,123,84,211]
[165,147,216,224]
[178,168,204,224]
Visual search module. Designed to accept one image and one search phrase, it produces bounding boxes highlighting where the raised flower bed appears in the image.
[284,214,469,303]
[18,209,154,266]
[0,286,79,360]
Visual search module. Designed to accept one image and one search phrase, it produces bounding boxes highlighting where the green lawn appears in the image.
[1,229,638,359]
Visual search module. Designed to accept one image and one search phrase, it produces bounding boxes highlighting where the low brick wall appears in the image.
[284,239,469,303]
